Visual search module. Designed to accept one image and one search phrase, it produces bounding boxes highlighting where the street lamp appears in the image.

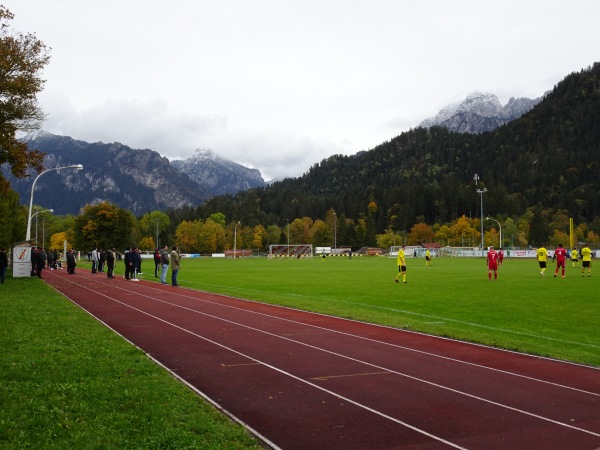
[233,221,240,259]
[155,218,159,249]
[333,212,337,251]
[476,188,488,257]
[31,209,53,244]
[486,217,502,250]
[286,219,290,257]
[26,164,83,241]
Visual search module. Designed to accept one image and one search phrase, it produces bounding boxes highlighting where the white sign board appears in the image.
[12,246,32,278]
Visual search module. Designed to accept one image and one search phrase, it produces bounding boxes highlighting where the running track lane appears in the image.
[43,270,600,449]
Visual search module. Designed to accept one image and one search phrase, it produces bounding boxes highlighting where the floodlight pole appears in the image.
[156,219,159,249]
[486,217,502,249]
[31,209,53,245]
[234,221,240,259]
[26,164,83,241]
[476,188,488,257]
[333,212,337,250]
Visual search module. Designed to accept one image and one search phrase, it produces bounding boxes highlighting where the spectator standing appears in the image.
[106,248,116,279]
[99,249,106,272]
[123,247,131,280]
[36,248,47,278]
[170,246,181,286]
[160,245,169,285]
[91,247,99,274]
[66,249,77,274]
[0,248,8,284]
[130,248,142,281]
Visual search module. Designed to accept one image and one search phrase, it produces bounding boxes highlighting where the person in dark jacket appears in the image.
[123,248,131,280]
[66,249,77,274]
[106,248,116,279]
[0,248,8,284]
[153,248,161,277]
[130,248,142,281]
[36,248,47,278]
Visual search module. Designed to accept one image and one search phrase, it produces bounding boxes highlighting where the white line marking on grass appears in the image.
[188,281,600,351]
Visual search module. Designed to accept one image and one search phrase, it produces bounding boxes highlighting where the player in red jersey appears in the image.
[487,246,499,280]
[554,243,567,278]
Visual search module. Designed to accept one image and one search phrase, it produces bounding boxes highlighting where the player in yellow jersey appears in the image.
[425,248,433,266]
[571,248,579,268]
[394,244,407,284]
[537,244,548,276]
[581,244,592,277]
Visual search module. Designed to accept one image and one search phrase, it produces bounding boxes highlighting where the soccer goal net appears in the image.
[268,244,313,259]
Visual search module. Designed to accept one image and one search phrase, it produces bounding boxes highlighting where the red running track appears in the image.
[43,269,600,449]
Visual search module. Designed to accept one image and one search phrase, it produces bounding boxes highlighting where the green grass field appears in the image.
[2,255,597,448]
[167,255,599,367]
[0,276,263,450]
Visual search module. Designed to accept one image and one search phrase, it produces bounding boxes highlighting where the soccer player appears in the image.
[571,248,579,268]
[487,246,499,280]
[425,248,433,266]
[394,245,407,284]
[537,244,548,276]
[554,243,567,278]
[581,244,592,277]
[498,248,504,265]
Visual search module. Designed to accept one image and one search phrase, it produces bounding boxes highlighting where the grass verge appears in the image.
[0,274,263,450]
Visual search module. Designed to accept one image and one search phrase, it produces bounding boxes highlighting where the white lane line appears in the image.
[51,273,600,439]
[53,276,466,449]
[115,276,600,398]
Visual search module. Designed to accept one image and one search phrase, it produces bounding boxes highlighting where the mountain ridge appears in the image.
[419,91,545,133]
[3,133,266,215]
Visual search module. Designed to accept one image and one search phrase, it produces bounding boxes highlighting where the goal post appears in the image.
[268,244,313,259]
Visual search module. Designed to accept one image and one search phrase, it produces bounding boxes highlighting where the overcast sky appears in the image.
[10,1,600,180]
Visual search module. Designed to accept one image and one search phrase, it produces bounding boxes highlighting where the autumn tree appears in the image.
[407,223,435,245]
[139,210,170,248]
[49,231,67,251]
[175,220,201,252]
[73,201,137,251]
[450,215,479,247]
[0,6,49,191]
[251,224,266,249]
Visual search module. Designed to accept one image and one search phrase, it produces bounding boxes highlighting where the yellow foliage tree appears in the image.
[50,232,67,250]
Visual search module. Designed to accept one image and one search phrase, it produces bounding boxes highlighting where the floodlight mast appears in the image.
[26,164,83,241]
[234,221,241,259]
[476,187,488,257]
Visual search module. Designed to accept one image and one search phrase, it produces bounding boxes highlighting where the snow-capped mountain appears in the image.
[420,91,545,133]
[171,149,266,196]
[4,133,266,215]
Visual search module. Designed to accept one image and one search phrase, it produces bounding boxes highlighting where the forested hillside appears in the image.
[192,63,600,239]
